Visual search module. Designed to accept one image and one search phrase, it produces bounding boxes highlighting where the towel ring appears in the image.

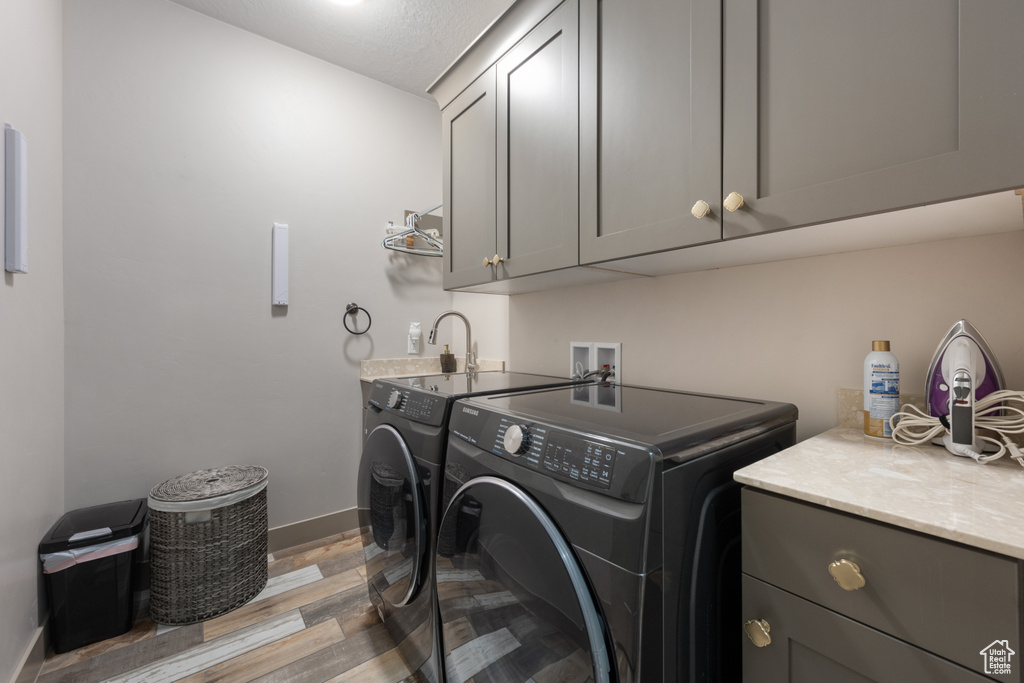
[344,303,371,335]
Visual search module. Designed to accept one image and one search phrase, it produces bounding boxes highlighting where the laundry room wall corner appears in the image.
[62,0,457,529]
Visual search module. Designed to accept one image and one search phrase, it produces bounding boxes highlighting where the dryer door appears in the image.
[436,476,613,683]
[360,424,427,609]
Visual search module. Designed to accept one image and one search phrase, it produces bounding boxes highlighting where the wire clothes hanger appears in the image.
[381,202,443,257]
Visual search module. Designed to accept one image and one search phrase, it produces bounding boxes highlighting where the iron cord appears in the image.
[889,390,1024,465]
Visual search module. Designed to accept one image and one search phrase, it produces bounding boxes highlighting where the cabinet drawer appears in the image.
[742,488,1021,681]
[742,575,992,682]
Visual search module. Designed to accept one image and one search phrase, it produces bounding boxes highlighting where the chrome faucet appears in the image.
[427,310,477,372]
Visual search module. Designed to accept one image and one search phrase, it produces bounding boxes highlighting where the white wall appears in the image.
[62,0,466,527]
[510,229,1024,441]
[452,291,510,363]
[0,0,64,677]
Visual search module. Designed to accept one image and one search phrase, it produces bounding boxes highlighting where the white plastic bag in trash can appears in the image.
[40,535,140,574]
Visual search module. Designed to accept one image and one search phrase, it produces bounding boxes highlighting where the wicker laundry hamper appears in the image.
[148,465,269,624]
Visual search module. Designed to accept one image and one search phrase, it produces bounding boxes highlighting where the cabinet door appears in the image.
[496,0,580,279]
[723,0,1024,239]
[742,576,991,683]
[442,68,498,289]
[578,0,722,265]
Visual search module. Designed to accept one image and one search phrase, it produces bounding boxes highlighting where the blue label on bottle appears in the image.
[870,367,899,396]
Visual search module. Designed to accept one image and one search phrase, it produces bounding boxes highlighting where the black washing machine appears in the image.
[436,382,797,683]
[357,371,590,682]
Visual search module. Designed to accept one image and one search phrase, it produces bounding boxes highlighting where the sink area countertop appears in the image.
[735,427,1024,560]
[360,357,505,382]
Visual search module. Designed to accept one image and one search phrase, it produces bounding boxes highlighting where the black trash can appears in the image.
[39,499,148,653]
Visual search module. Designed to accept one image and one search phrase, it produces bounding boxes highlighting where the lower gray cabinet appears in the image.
[742,576,991,683]
[741,488,1022,682]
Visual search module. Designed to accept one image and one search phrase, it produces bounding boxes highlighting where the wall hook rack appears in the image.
[381,202,443,257]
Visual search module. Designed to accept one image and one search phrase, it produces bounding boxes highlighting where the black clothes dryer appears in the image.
[357,371,590,682]
[436,382,797,683]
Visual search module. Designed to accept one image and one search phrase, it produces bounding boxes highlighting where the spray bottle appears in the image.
[864,340,900,439]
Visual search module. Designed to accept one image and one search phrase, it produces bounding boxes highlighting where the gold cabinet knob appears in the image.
[828,559,866,591]
[723,191,745,212]
[490,254,505,266]
[482,257,491,268]
[743,619,772,647]
[691,200,711,219]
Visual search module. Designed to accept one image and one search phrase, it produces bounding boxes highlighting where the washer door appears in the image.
[436,476,613,683]
[360,424,427,609]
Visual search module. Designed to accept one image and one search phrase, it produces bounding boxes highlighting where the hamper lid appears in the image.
[39,498,148,554]
[148,465,268,512]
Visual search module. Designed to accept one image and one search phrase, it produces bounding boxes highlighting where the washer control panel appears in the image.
[451,405,652,502]
[542,432,615,490]
[368,382,447,426]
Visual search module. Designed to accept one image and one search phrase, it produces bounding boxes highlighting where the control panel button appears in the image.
[503,424,530,456]
[541,432,617,491]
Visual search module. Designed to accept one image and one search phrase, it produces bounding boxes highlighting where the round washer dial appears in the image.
[503,424,530,456]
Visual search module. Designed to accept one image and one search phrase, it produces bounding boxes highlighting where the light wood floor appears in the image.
[37,529,417,683]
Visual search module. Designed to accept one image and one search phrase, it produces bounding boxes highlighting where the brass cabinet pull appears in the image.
[482,257,491,268]
[491,254,505,266]
[743,619,772,647]
[691,199,711,219]
[828,558,867,591]
[723,191,745,212]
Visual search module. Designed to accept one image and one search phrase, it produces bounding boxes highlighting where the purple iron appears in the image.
[925,320,1006,453]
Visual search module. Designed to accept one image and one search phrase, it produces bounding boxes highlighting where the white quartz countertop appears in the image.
[735,427,1024,560]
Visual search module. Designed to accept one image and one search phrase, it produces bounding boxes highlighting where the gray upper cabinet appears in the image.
[722,0,1024,239]
[579,0,722,263]
[496,0,580,279]
[431,0,1024,290]
[435,0,579,290]
[582,0,1024,264]
[442,68,498,289]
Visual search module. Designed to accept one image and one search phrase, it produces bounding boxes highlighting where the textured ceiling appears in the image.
[166,0,516,98]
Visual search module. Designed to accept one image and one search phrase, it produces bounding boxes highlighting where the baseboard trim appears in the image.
[10,625,46,683]
[267,507,359,553]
